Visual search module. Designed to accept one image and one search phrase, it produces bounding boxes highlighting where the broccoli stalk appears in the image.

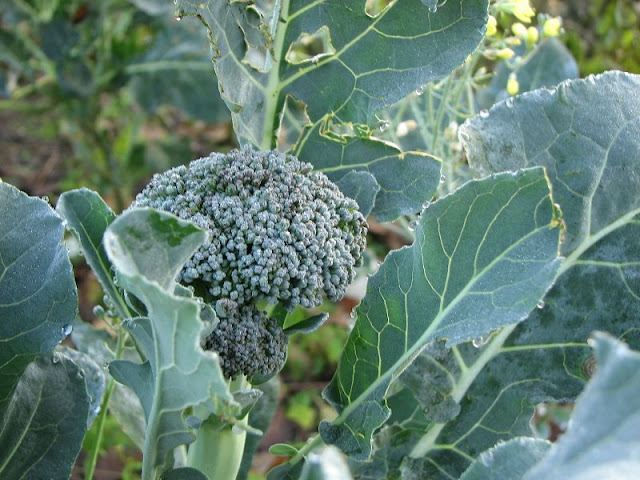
[131,146,367,479]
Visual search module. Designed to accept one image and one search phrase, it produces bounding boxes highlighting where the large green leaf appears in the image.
[57,188,131,319]
[0,182,77,413]
[356,71,640,479]
[0,352,99,480]
[320,167,562,459]
[103,208,236,474]
[128,20,230,124]
[459,334,640,480]
[177,0,489,149]
[523,333,640,480]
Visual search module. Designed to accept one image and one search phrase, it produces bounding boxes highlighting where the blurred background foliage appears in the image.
[1,0,638,478]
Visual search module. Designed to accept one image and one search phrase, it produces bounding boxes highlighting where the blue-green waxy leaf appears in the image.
[72,320,147,449]
[0,352,97,480]
[104,208,236,472]
[357,71,640,480]
[460,72,640,455]
[321,168,562,459]
[56,188,131,319]
[459,437,551,480]
[128,20,230,124]
[295,126,442,221]
[0,182,77,412]
[177,0,489,149]
[523,333,640,480]
[476,38,578,110]
[335,171,380,218]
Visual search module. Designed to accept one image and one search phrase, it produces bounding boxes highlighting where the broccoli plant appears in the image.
[2,1,640,480]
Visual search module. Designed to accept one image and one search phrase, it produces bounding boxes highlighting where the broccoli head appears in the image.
[132,146,367,311]
[203,302,288,381]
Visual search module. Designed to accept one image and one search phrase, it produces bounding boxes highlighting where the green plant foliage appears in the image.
[57,189,129,318]
[459,437,551,480]
[0,182,101,480]
[321,167,562,459]
[461,334,640,479]
[476,37,579,109]
[128,20,230,124]
[103,209,237,475]
[177,0,489,149]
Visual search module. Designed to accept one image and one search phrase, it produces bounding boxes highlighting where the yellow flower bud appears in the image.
[487,15,497,37]
[497,0,535,23]
[496,48,515,60]
[526,26,539,46]
[507,73,520,95]
[543,17,563,37]
[512,22,527,38]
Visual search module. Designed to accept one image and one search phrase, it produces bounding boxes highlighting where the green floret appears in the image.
[203,302,288,381]
[132,146,367,311]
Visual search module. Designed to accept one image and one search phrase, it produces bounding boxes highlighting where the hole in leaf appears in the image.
[365,0,395,18]
[277,95,311,151]
[239,4,273,72]
[285,26,336,65]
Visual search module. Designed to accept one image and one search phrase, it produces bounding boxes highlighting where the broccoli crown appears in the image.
[203,303,288,381]
[133,146,367,311]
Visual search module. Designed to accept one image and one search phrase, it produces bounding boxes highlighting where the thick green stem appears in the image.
[187,418,248,480]
[186,376,249,480]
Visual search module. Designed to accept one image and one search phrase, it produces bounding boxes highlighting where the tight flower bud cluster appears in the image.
[132,146,367,380]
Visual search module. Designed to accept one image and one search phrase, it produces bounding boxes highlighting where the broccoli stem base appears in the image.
[187,418,248,480]
[187,376,249,480]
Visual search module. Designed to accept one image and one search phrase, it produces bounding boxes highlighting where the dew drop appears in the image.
[472,336,487,348]
[428,4,437,13]
[440,174,446,183]
[175,15,182,21]
[52,353,60,364]
[311,56,319,65]
[536,300,545,309]
[93,305,105,318]
[479,109,489,118]
[378,121,390,132]
[61,324,73,336]
[505,97,514,108]
[92,405,101,417]
[422,201,431,209]
[103,361,110,370]
[40,196,50,204]
[408,220,419,232]
[416,85,425,96]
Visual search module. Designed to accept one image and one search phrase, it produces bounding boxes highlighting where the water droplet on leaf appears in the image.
[428,4,437,13]
[103,361,110,370]
[422,201,431,209]
[472,336,488,348]
[416,85,425,95]
[536,300,545,309]
[479,109,489,118]
[61,324,72,336]
[440,174,446,183]
[175,16,182,21]
[52,353,60,364]
[378,121,390,132]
